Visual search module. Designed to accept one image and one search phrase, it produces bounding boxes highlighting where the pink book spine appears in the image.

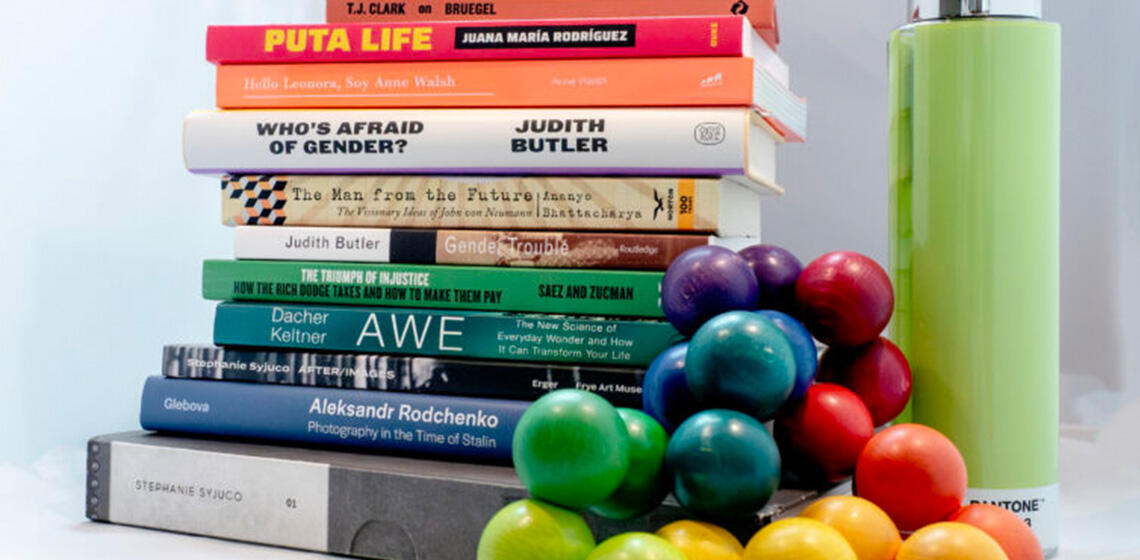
[206,16,748,65]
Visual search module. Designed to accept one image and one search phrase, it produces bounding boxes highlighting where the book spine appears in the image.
[203,259,665,317]
[87,435,336,552]
[206,17,748,64]
[88,432,804,557]
[139,376,527,462]
[222,175,762,235]
[163,345,646,406]
[213,302,682,367]
[216,57,754,110]
[324,0,779,49]
[183,107,755,176]
[234,226,712,270]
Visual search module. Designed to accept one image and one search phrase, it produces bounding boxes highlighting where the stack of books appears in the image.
[86,1,807,557]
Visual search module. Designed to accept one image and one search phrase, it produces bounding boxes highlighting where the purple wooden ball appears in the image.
[738,244,803,312]
[662,246,759,336]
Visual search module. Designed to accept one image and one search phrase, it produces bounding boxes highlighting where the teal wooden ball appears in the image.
[665,409,782,519]
[685,311,796,420]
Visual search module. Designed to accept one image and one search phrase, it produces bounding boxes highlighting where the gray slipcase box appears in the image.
[87,431,823,559]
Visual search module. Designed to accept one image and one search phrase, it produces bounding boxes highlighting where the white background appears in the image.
[0,0,1137,558]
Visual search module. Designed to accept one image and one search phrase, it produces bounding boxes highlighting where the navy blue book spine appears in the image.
[138,376,526,463]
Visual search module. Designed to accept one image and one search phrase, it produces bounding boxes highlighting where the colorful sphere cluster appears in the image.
[649,245,912,504]
[478,244,1042,559]
[480,426,1043,559]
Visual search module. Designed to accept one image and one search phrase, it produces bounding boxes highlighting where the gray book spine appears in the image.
[86,432,820,559]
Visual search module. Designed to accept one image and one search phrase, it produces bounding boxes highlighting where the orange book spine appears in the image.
[326,0,779,48]
[216,57,755,109]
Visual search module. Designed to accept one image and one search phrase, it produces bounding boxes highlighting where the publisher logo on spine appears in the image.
[731,1,750,16]
[652,189,670,221]
[694,123,727,146]
[700,72,724,88]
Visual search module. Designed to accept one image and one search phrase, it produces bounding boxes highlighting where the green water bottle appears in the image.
[889,0,1060,554]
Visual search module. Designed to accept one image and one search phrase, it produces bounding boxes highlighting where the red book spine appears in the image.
[206,16,749,65]
[325,0,778,48]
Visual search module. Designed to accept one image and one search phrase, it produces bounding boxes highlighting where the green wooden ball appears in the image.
[477,499,595,560]
[586,533,688,560]
[587,408,670,520]
[512,389,631,510]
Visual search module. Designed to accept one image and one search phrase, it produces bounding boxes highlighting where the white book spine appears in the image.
[183,108,762,176]
[235,226,394,262]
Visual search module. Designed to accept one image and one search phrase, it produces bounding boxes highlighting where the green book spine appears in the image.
[203,260,664,318]
[213,302,682,367]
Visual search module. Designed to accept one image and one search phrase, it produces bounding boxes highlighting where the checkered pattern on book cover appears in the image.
[222,175,288,226]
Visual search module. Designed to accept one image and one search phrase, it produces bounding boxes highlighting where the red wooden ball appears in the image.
[818,337,912,427]
[795,251,894,347]
[775,383,875,484]
[948,504,1044,560]
[855,424,968,532]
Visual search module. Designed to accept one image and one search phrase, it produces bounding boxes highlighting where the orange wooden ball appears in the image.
[947,505,1042,560]
[801,496,902,560]
[854,424,968,532]
[896,522,1008,560]
[656,520,743,560]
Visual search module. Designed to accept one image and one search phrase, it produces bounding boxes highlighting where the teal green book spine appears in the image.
[204,260,664,318]
[213,302,682,367]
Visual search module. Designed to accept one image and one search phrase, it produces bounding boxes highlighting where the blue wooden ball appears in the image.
[641,344,702,433]
[756,310,818,403]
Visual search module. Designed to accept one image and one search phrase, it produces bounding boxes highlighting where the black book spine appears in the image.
[162,345,645,407]
[387,229,438,264]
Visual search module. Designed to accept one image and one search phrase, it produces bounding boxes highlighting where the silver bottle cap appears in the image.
[908,0,1042,21]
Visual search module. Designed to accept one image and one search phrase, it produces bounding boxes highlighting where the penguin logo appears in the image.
[731,1,749,15]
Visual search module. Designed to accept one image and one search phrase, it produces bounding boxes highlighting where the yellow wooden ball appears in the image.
[896,522,1010,560]
[743,518,857,560]
[656,520,744,560]
[801,496,902,560]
